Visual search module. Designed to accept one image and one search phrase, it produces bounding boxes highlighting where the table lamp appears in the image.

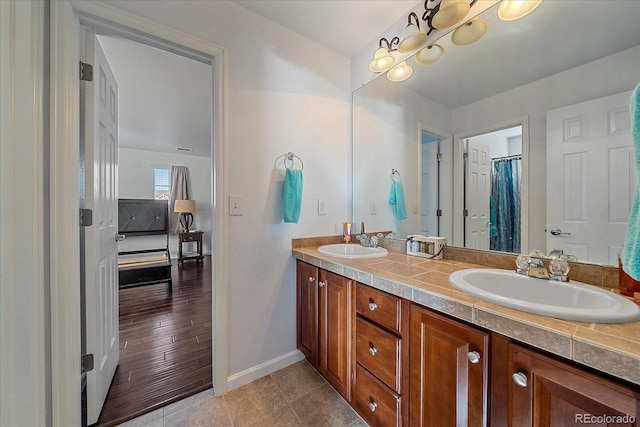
[174,199,196,232]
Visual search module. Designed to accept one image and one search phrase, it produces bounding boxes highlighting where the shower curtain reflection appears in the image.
[491,155,521,253]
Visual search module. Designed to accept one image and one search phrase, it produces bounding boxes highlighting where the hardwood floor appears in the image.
[94,256,212,427]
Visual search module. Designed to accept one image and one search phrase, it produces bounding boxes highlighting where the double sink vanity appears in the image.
[293,236,640,426]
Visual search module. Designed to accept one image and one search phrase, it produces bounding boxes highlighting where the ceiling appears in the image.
[232,0,420,57]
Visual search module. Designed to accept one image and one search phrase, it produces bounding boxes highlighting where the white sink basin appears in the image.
[449,268,640,323]
[317,244,388,259]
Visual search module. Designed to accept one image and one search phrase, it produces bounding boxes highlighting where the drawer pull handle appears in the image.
[467,351,481,364]
[368,346,378,356]
[512,372,528,388]
[308,276,315,283]
[369,401,378,412]
[368,302,377,311]
[318,281,326,288]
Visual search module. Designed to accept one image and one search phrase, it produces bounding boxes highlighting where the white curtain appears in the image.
[169,166,190,233]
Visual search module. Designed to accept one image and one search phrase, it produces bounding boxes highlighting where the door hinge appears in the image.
[81,353,94,373]
[80,208,93,227]
[463,209,469,217]
[463,152,469,160]
[79,61,94,82]
[436,153,442,162]
[436,209,442,217]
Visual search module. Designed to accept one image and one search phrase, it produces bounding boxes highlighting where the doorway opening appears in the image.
[464,125,523,253]
[78,19,217,427]
[421,130,442,236]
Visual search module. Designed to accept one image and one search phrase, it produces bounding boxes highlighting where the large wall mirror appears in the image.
[353,0,640,266]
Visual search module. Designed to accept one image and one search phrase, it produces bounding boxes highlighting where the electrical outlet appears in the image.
[413,201,419,214]
[370,201,377,215]
[317,198,326,215]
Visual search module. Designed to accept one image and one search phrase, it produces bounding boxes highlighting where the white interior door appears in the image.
[421,137,439,235]
[465,140,491,250]
[82,28,120,424]
[547,91,635,264]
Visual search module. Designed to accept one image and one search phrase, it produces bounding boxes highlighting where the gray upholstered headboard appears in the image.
[118,199,169,236]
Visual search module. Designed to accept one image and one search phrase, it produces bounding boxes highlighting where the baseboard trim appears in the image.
[226,350,305,392]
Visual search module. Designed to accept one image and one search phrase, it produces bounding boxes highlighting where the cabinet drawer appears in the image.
[356,283,401,333]
[356,317,401,392]
[354,364,401,427]
[182,234,199,242]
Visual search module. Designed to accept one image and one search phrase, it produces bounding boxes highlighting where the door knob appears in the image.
[368,302,377,311]
[115,233,125,242]
[318,281,326,287]
[368,346,378,356]
[549,228,571,236]
[369,401,378,412]
[308,277,315,283]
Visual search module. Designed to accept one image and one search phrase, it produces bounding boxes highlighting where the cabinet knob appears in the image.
[467,351,481,364]
[369,401,378,412]
[368,301,377,311]
[512,372,528,388]
[308,276,315,283]
[318,281,326,287]
[368,346,378,356]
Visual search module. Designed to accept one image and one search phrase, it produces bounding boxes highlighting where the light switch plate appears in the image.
[370,201,377,215]
[317,198,326,215]
[413,201,419,214]
[229,195,244,216]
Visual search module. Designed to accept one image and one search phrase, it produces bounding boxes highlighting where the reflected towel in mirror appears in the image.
[621,82,640,281]
[389,180,407,220]
[284,169,303,223]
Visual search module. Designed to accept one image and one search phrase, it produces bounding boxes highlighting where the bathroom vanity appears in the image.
[294,242,640,426]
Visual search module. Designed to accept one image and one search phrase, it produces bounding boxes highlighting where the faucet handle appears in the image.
[516,255,530,273]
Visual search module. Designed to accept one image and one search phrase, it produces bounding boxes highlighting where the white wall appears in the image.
[118,147,213,257]
[100,0,352,382]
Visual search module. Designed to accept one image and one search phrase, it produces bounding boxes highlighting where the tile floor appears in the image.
[117,360,367,426]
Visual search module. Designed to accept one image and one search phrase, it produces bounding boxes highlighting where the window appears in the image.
[154,167,171,200]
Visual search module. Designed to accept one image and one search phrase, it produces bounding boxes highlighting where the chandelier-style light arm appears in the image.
[407,12,421,30]
[423,0,479,34]
[379,36,400,52]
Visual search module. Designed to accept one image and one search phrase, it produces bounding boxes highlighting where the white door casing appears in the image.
[82,28,120,424]
[421,136,439,235]
[465,140,491,250]
[547,91,635,265]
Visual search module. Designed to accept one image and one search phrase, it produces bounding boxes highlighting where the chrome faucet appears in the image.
[516,255,550,279]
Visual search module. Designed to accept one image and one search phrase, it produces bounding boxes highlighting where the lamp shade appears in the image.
[498,0,542,21]
[387,61,413,82]
[174,199,196,213]
[451,18,487,46]
[432,0,470,29]
[415,44,445,65]
[397,24,428,53]
[369,47,396,72]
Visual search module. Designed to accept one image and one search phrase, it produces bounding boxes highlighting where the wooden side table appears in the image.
[178,230,204,264]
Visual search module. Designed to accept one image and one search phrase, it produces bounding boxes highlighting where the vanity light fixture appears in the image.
[431,0,471,29]
[498,0,542,21]
[415,43,445,65]
[451,17,487,45]
[397,12,428,53]
[369,37,399,72]
[387,61,413,82]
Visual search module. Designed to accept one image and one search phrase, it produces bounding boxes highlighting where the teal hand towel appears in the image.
[284,169,303,223]
[389,180,407,220]
[621,82,640,280]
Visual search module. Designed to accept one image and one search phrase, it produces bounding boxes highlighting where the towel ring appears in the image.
[392,168,402,181]
[284,152,304,170]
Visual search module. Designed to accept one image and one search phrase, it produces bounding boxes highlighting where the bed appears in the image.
[117,198,173,292]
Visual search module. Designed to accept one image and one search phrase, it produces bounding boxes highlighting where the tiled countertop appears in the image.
[293,246,640,387]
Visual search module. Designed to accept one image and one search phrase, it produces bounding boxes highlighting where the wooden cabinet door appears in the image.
[409,304,489,427]
[296,261,319,366]
[509,344,640,426]
[319,269,353,401]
